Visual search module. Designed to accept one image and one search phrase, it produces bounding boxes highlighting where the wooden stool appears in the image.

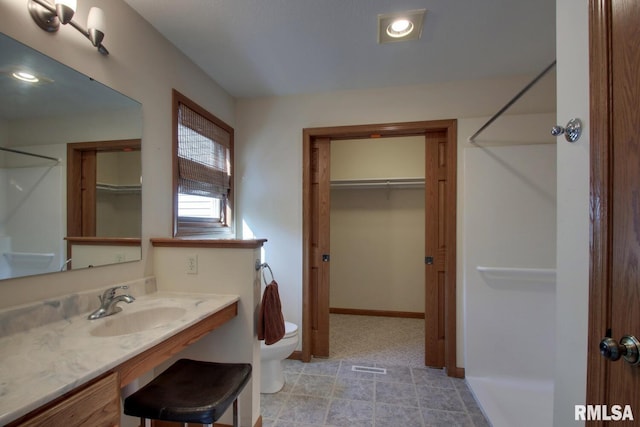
[124,359,252,427]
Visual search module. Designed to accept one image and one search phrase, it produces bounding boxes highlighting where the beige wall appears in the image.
[236,72,556,362]
[96,151,142,237]
[330,188,425,312]
[152,246,261,427]
[0,0,234,307]
[330,136,425,181]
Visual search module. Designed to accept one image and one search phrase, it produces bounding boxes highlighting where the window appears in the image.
[172,90,233,236]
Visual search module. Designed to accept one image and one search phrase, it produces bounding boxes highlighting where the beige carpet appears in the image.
[329,313,425,366]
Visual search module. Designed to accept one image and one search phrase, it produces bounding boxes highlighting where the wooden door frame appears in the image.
[302,120,460,376]
[586,0,611,413]
[66,139,141,263]
[582,0,640,416]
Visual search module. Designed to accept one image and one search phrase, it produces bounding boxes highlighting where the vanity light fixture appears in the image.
[378,9,426,44]
[27,0,109,55]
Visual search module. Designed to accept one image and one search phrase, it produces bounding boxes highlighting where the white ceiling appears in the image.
[123,0,556,99]
[0,33,140,120]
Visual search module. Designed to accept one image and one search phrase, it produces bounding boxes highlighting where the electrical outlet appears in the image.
[186,254,198,275]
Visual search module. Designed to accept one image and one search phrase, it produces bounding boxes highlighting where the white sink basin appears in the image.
[90,306,187,337]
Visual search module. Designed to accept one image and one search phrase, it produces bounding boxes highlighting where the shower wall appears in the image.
[0,145,65,279]
[460,113,556,427]
[464,143,556,378]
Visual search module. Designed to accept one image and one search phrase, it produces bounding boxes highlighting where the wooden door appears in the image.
[310,137,331,357]
[424,130,448,367]
[588,0,640,421]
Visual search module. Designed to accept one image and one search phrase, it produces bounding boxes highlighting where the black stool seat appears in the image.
[124,359,252,425]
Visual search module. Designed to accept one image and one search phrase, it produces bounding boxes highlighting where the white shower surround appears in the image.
[463,142,556,427]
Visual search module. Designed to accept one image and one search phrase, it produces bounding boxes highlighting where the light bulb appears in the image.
[55,0,77,10]
[386,18,414,38]
[12,71,39,83]
[87,7,106,47]
[391,20,411,33]
[55,0,76,24]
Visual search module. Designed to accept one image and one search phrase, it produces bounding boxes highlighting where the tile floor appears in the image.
[260,314,491,427]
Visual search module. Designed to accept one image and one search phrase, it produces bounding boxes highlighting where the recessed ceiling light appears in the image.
[378,9,426,44]
[12,71,39,83]
[387,19,414,38]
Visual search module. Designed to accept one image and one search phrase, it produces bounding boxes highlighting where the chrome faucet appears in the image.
[88,285,135,320]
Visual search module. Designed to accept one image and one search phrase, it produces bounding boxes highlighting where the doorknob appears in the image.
[599,335,640,365]
[551,118,582,143]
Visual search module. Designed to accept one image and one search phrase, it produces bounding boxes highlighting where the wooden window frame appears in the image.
[172,89,234,237]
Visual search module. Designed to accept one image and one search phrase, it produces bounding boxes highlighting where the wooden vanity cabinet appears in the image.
[9,372,120,427]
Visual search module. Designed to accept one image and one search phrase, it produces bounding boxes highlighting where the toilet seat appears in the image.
[283,321,298,339]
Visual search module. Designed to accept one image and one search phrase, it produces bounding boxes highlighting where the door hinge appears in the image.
[322,254,330,262]
[425,256,434,265]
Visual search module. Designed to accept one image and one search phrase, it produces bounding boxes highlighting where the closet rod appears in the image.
[0,146,60,163]
[331,178,424,189]
[467,60,556,143]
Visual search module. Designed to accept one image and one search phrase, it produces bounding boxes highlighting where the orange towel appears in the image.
[258,280,285,345]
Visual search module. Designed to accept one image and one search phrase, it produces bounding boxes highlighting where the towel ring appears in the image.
[255,261,275,285]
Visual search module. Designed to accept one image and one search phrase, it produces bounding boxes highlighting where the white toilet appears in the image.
[260,321,299,393]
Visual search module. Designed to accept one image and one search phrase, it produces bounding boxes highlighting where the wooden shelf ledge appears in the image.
[150,238,267,249]
[65,237,141,246]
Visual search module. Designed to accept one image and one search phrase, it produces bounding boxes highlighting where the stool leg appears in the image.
[233,398,238,427]
[140,418,151,427]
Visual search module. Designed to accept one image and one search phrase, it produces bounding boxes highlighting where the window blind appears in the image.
[177,103,230,199]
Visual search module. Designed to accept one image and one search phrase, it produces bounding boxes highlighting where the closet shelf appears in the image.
[476,266,556,285]
[96,183,141,194]
[330,178,424,190]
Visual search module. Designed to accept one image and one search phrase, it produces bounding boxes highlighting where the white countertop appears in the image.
[0,291,239,425]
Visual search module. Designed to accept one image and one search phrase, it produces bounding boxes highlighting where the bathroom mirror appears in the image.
[0,32,142,280]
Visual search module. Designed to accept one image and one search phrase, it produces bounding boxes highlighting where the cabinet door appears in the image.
[14,372,120,427]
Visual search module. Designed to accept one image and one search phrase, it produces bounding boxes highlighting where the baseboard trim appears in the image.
[449,367,465,379]
[330,307,425,319]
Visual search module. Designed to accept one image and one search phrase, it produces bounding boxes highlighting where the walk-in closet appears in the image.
[329,136,425,318]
